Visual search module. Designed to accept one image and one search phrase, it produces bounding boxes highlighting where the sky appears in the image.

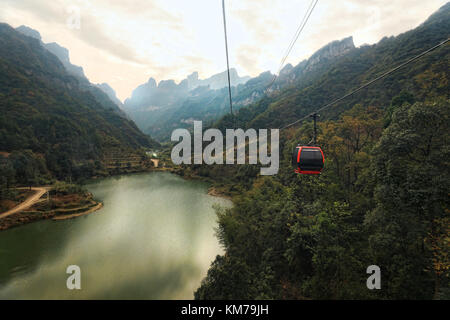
[0,0,447,101]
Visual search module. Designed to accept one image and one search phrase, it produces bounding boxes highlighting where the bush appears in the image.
[52,181,85,195]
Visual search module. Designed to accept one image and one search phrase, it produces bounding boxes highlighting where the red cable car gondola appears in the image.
[292,145,324,174]
[292,113,325,175]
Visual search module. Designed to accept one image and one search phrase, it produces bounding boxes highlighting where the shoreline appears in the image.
[52,202,103,221]
[0,169,232,231]
[89,167,235,200]
[207,187,232,200]
[0,191,103,231]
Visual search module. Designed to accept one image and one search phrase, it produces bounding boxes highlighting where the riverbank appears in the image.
[94,166,234,200]
[52,202,103,221]
[207,187,233,200]
[0,190,102,231]
[137,162,235,200]
[165,168,234,200]
[0,168,232,231]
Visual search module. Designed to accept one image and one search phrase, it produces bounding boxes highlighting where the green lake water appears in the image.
[0,172,230,299]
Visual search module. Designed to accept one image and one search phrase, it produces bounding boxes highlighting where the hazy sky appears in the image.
[1,0,447,101]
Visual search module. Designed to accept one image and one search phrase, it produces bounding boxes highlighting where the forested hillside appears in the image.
[16,25,127,114]
[194,3,450,299]
[215,3,449,130]
[0,23,158,185]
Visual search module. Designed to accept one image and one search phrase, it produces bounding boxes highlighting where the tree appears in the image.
[0,158,16,199]
[365,99,449,299]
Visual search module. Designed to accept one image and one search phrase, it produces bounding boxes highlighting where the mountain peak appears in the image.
[16,25,87,80]
[305,36,355,69]
[147,77,157,88]
[188,72,199,80]
[16,25,41,41]
[158,79,177,89]
[280,63,293,75]
[423,1,450,25]
[45,42,70,64]
[314,36,354,59]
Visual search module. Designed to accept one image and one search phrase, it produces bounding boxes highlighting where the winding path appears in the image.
[0,187,50,219]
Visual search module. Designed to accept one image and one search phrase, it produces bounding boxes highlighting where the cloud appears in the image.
[101,0,179,21]
[95,0,186,32]
[232,0,281,43]
[1,0,447,101]
[182,55,214,76]
[75,13,146,64]
[310,0,446,46]
[1,0,62,24]
[235,44,262,76]
[1,0,145,64]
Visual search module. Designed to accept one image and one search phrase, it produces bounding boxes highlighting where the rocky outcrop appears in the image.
[197,68,250,90]
[15,25,129,114]
[16,25,87,80]
[280,63,293,75]
[124,68,250,111]
[125,76,188,109]
[187,72,200,89]
[45,42,86,79]
[305,36,355,71]
[15,25,41,40]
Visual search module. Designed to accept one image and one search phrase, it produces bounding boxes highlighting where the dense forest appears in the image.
[194,96,449,300]
[193,4,450,300]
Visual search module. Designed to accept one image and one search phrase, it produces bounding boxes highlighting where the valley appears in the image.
[0,1,448,301]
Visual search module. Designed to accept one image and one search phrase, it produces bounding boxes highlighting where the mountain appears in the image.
[131,0,448,142]
[188,69,251,90]
[16,25,125,112]
[124,37,354,141]
[95,83,124,109]
[0,23,158,180]
[213,4,449,131]
[124,68,250,110]
[122,68,251,140]
[16,25,87,80]
[125,77,187,111]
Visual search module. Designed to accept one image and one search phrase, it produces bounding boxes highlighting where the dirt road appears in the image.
[0,187,49,219]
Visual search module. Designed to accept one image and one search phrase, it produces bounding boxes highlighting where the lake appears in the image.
[0,172,230,299]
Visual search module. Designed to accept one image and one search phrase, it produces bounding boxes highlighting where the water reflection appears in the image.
[0,172,229,299]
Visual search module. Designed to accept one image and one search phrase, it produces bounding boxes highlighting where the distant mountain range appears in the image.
[10,1,449,147]
[124,2,450,142]
[13,24,359,143]
[122,68,252,140]
[125,69,250,110]
[123,36,355,141]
